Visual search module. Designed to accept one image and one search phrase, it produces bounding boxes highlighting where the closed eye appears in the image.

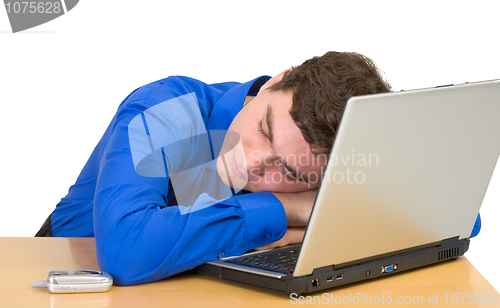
[280,161,296,181]
[258,120,269,139]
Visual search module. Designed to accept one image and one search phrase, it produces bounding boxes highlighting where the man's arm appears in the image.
[272,190,317,226]
[93,77,288,286]
[254,190,317,250]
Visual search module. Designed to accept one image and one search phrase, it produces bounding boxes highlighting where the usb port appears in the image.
[326,276,334,282]
[336,274,343,280]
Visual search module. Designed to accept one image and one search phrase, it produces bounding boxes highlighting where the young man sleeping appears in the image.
[36,51,478,286]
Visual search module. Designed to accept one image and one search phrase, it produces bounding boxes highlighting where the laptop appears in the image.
[193,79,500,295]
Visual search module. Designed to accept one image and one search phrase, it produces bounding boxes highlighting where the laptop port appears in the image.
[326,276,334,283]
[381,264,397,273]
[336,274,343,280]
[312,279,319,287]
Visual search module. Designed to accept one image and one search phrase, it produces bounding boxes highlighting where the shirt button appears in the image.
[218,251,225,258]
[265,232,272,239]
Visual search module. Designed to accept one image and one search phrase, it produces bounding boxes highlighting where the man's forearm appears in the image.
[272,190,317,227]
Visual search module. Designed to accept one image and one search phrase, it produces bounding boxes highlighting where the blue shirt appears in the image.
[51,75,288,285]
[50,75,481,286]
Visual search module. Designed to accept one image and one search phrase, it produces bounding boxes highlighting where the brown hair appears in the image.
[270,51,391,154]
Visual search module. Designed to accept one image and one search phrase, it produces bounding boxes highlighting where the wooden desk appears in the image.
[0,237,498,307]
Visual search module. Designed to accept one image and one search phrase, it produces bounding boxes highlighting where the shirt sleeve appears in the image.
[93,77,287,286]
[470,213,481,238]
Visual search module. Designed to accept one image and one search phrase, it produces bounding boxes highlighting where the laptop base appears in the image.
[194,237,470,295]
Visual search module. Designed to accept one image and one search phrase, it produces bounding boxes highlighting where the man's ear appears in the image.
[257,69,292,95]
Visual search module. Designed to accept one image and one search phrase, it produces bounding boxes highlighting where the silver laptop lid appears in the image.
[294,80,500,277]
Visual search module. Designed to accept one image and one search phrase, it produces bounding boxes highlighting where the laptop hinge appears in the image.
[332,238,453,270]
[439,235,460,247]
[312,265,334,276]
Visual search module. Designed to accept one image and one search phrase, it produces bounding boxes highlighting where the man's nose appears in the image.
[246,149,275,177]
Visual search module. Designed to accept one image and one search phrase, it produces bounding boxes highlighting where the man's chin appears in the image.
[241,182,278,193]
[245,183,317,194]
[241,184,258,193]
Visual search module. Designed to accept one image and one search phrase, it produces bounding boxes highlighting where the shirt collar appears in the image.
[207,75,270,131]
[206,75,270,159]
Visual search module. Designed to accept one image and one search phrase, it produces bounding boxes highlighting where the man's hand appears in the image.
[254,226,306,251]
[272,190,318,226]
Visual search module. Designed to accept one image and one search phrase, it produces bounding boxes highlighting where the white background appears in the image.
[1,0,499,292]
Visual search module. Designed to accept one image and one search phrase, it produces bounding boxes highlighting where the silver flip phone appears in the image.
[33,270,113,293]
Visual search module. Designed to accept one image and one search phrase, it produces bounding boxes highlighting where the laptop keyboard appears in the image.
[227,248,300,274]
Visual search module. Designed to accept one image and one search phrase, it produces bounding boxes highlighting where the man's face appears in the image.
[216,88,327,193]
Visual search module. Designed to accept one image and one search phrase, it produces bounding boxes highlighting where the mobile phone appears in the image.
[32,270,113,293]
